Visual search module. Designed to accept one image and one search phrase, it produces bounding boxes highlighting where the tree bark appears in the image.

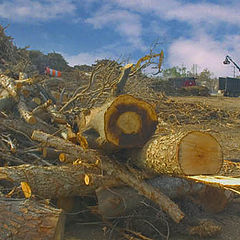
[0,164,118,199]
[32,130,185,223]
[80,94,158,150]
[0,198,65,240]
[96,176,233,218]
[133,131,223,175]
[18,95,37,125]
[112,63,133,96]
[0,117,58,138]
[0,74,18,98]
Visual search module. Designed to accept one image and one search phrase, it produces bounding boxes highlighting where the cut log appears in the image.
[0,164,118,199]
[0,74,18,98]
[32,130,185,223]
[0,198,65,240]
[96,176,233,218]
[18,95,37,125]
[133,131,223,175]
[81,94,158,150]
[41,147,60,160]
[1,118,58,138]
[59,153,77,163]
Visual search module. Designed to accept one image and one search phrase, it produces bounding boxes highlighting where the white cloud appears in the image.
[0,0,76,21]
[112,0,240,26]
[113,0,179,15]
[63,52,115,66]
[168,33,240,77]
[167,3,240,24]
[85,7,146,50]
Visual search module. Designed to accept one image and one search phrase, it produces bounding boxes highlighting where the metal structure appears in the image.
[223,55,240,72]
[219,56,240,96]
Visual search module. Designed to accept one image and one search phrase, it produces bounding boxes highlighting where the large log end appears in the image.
[104,94,158,148]
[178,131,222,175]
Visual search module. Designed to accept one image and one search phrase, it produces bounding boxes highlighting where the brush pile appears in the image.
[1,25,240,240]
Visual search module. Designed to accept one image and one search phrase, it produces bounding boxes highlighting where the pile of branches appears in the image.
[0,25,36,77]
[0,53,238,239]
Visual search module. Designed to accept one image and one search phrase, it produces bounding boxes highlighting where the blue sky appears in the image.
[0,0,240,77]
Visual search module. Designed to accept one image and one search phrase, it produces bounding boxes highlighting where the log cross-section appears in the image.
[82,94,158,149]
[134,131,223,175]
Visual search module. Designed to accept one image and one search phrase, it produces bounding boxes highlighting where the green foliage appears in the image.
[162,66,193,79]
[197,68,217,92]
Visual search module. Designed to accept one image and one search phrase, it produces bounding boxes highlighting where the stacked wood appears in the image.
[79,94,158,150]
[133,131,223,175]
[0,164,118,199]
[0,198,65,240]
[31,130,185,223]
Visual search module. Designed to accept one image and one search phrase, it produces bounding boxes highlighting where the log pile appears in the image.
[0,56,240,239]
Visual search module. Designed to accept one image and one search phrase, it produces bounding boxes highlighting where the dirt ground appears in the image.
[64,95,240,240]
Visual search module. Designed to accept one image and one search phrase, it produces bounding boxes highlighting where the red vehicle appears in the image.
[168,77,196,88]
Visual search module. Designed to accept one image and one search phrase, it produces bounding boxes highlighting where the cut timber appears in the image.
[0,74,18,98]
[187,175,240,189]
[82,94,158,149]
[18,95,37,125]
[0,198,65,240]
[0,164,118,199]
[135,131,222,175]
[96,176,233,218]
[32,130,184,223]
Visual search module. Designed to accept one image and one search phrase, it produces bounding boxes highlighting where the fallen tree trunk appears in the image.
[79,94,158,150]
[32,130,184,223]
[133,131,223,175]
[0,198,65,240]
[0,164,118,199]
[96,176,233,218]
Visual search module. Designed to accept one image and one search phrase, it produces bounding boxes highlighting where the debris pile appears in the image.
[1,26,240,240]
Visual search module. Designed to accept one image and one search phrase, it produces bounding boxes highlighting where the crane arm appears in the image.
[224,55,240,72]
